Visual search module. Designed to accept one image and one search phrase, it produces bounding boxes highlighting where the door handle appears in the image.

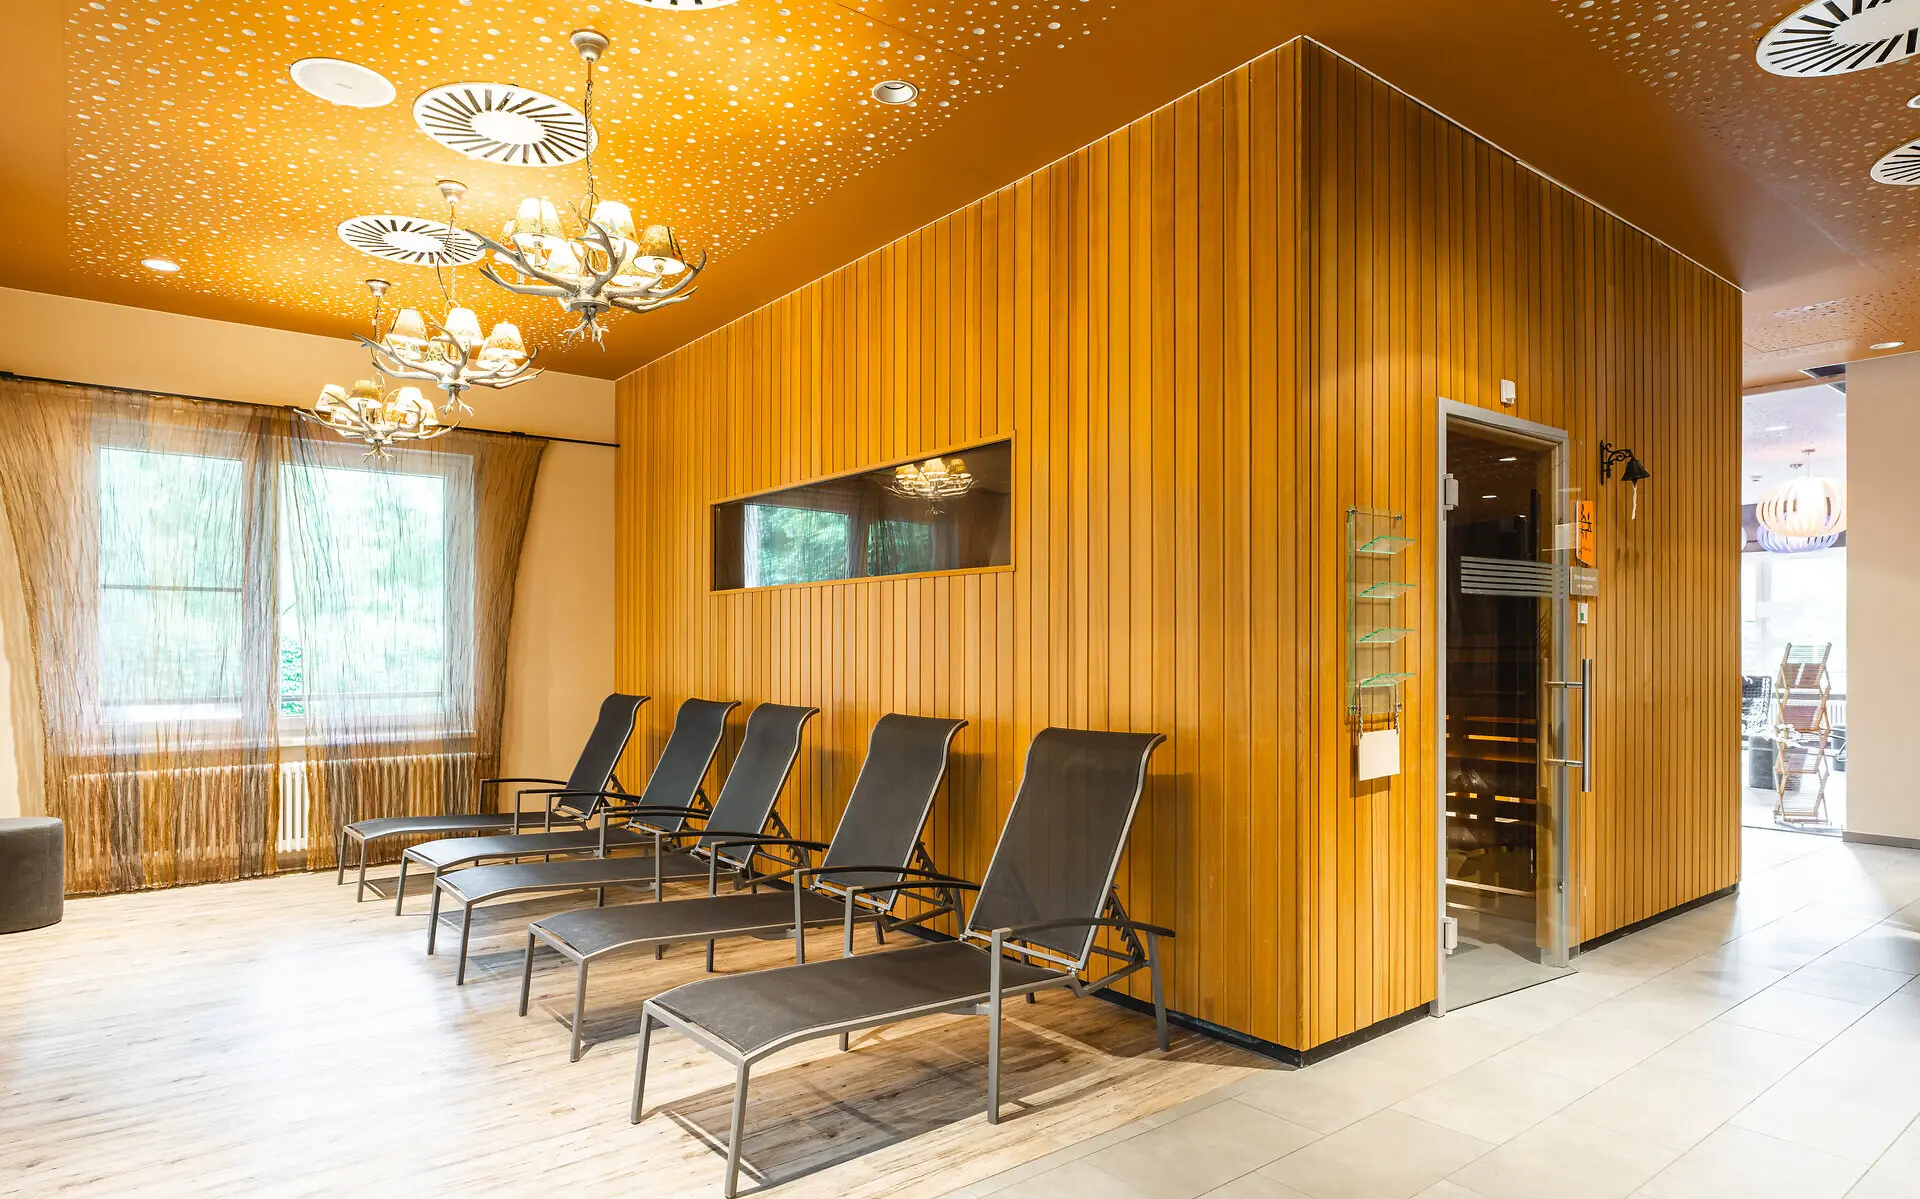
[1545,657,1593,794]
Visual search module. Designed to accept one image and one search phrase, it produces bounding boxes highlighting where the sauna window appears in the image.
[713,440,1012,590]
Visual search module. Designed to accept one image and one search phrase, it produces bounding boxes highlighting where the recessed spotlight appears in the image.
[628,0,743,7]
[290,58,396,109]
[1498,456,1518,463]
[140,257,179,273]
[1765,424,1790,432]
[1481,494,1498,500]
[1872,339,1905,350]
[872,80,918,105]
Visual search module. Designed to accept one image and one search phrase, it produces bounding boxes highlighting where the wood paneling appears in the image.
[614,40,1741,1052]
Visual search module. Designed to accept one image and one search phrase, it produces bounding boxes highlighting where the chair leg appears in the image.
[873,920,886,946]
[569,961,590,1062]
[355,837,371,903]
[630,1012,656,1124]
[394,856,411,916]
[335,833,348,885]
[723,1062,751,1199]
[987,966,1004,1124]
[456,904,476,985]
[426,883,443,955]
[518,932,537,1017]
[1148,931,1170,1052]
[706,938,716,973]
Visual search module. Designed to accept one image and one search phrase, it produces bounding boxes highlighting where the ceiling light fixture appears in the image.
[140,257,179,273]
[1757,450,1846,539]
[301,285,458,456]
[1872,339,1906,349]
[1497,456,1518,463]
[1764,424,1791,432]
[1758,0,1920,77]
[290,57,397,108]
[627,0,743,8]
[872,80,918,104]
[467,30,705,345]
[354,184,542,416]
[887,456,974,508]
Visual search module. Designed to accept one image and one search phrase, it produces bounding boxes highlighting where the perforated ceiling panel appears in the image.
[65,0,1118,363]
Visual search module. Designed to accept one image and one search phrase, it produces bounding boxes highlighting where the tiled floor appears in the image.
[945,827,1920,1199]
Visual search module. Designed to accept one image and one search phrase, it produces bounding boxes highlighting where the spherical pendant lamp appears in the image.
[1756,451,1845,539]
[1755,527,1839,555]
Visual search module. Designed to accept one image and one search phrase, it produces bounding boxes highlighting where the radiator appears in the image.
[277,760,310,854]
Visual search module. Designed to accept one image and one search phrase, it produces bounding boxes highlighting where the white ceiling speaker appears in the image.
[412,83,594,166]
[1871,138,1920,184]
[1758,0,1920,77]
[337,215,485,266]
[290,58,397,108]
[625,0,744,7]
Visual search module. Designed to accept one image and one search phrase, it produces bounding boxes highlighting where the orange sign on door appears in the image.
[1575,500,1595,566]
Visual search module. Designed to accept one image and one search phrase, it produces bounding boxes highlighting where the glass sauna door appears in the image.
[1440,420,1578,1010]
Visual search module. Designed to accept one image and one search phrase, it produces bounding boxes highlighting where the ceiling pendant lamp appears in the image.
[467,30,706,346]
[1756,450,1846,539]
[354,182,543,415]
[1755,527,1840,555]
[301,285,460,457]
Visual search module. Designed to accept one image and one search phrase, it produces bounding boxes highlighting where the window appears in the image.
[95,443,467,734]
[97,447,247,723]
[712,439,1012,590]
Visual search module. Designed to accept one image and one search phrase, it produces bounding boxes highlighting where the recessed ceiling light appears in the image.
[1481,494,1498,500]
[628,0,743,7]
[1498,456,1518,463]
[872,80,918,105]
[1872,340,1906,350]
[1765,424,1790,432]
[289,58,396,109]
[140,257,179,272]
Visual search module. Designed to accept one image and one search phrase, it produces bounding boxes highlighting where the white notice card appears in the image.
[1356,728,1401,781]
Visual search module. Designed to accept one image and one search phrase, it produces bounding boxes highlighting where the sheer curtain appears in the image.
[0,377,543,893]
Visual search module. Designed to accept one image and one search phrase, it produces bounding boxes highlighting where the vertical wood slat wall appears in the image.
[614,40,1741,1053]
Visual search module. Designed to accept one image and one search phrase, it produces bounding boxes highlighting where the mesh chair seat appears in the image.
[439,851,722,904]
[535,891,851,959]
[652,940,1068,1058]
[406,827,650,871]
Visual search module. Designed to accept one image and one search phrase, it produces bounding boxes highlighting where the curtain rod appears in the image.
[0,371,620,450]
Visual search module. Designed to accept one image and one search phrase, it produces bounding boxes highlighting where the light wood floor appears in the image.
[0,867,1269,1197]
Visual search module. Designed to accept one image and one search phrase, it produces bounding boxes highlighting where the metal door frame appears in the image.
[1432,400,1576,1016]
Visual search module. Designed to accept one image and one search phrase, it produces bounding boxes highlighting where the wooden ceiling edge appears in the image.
[1307,40,1744,296]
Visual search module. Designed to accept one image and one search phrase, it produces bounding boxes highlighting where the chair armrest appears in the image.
[993,916,1177,940]
[481,777,569,788]
[706,835,830,853]
[798,864,979,889]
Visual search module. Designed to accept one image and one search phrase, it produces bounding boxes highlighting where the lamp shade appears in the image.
[634,224,685,275]
[589,200,637,244]
[442,306,484,349]
[387,307,429,348]
[1755,526,1839,554]
[1756,474,1846,538]
[481,321,526,363]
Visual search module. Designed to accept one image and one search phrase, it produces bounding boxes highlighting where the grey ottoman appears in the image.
[0,817,64,933]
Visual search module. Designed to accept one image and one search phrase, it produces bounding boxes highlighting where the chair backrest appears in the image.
[626,698,741,830]
[693,703,819,858]
[962,727,1166,969]
[816,714,967,904]
[553,694,649,817]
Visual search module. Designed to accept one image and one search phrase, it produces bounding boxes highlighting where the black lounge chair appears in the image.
[631,727,1171,1198]
[390,698,736,916]
[518,712,968,1060]
[427,702,820,984]
[338,693,648,903]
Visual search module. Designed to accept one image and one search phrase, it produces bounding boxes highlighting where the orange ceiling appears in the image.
[0,0,1906,385]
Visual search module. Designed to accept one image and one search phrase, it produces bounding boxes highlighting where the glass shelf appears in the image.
[1357,671,1416,689]
[1355,535,1415,557]
[1354,627,1412,645]
[1357,581,1415,599]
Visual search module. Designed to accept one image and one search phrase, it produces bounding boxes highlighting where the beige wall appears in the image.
[1844,352,1917,842]
[0,286,615,820]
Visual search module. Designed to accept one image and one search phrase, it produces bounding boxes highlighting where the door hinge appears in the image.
[1442,474,1460,512]
[1441,915,1460,955]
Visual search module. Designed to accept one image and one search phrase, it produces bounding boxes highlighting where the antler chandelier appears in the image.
[886,456,974,503]
[1756,449,1846,539]
[300,285,456,456]
[358,182,541,416]
[467,30,706,345]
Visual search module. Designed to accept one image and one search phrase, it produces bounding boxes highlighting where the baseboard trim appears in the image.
[890,919,1425,1067]
[1575,882,1739,954]
[1842,830,1920,850]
